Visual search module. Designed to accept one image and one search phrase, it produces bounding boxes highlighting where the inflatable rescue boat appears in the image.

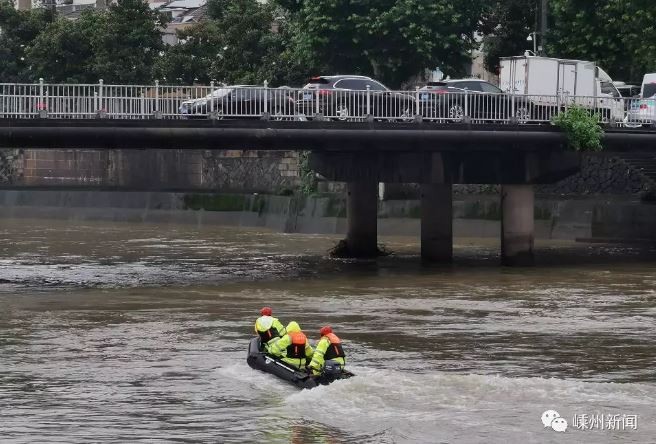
[247,337,354,389]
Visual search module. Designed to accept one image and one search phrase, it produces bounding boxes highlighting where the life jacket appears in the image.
[286,331,307,359]
[322,333,345,360]
[256,316,281,344]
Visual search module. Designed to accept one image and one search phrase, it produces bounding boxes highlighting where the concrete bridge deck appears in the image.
[1,119,656,151]
[2,119,655,266]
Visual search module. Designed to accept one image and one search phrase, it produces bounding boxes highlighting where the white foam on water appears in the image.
[280,368,655,443]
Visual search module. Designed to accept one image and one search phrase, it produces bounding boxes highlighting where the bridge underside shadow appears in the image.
[0,119,608,265]
[311,151,581,266]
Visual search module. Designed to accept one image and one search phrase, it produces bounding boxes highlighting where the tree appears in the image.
[276,0,484,88]
[91,0,167,83]
[0,0,53,82]
[26,12,102,83]
[154,21,219,85]
[155,0,301,86]
[548,0,656,82]
[478,0,538,74]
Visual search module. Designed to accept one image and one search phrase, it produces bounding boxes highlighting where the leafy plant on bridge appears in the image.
[552,106,603,152]
[298,151,317,195]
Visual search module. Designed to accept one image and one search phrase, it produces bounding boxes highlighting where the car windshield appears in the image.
[601,82,621,98]
[303,77,331,89]
[419,82,449,91]
[643,83,656,98]
[208,88,232,99]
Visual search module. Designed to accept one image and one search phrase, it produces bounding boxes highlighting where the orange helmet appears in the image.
[320,326,333,336]
[260,306,272,316]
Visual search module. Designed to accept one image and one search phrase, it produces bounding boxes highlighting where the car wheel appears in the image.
[336,103,351,121]
[448,104,464,122]
[272,108,286,121]
[389,106,413,122]
[515,105,531,124]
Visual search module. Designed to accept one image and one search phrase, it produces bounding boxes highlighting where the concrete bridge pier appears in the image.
[420,184,453,262]
[501,185,535,266]
[346,179,379,257]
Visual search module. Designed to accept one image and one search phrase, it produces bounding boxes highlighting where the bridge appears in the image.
[2,82,656,266]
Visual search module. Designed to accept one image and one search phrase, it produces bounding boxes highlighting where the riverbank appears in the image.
[1,190,655,243]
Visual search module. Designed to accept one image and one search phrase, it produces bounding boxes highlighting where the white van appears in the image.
[499,56,623,123]
[626,73,656,126]
[642,73,656,98]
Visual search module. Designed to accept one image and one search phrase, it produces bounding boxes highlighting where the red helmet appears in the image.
[260,306,272,316]
[320,326,333,336]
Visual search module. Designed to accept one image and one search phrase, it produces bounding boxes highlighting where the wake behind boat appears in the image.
[246,337,354,389]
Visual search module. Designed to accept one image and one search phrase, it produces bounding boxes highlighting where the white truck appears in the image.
[499,56,624,123]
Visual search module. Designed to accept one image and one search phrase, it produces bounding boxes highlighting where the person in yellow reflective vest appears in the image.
[308,326,346,375]
[254,307,286,351]
[268,321,314,369]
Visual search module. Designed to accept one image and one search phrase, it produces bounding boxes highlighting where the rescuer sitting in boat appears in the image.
[267,321,314,369]
[308,326,346,375]
[254,306,286,351]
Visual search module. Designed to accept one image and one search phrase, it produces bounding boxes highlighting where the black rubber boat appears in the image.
[246,337,354,389]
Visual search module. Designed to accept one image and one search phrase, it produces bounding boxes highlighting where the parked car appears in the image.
[296,75,414,121]
[641,73,656,98]
[179,85,297,119]
[626,97,656,127]
[625,74,656,127]
[613,82,641,112]
[418,79,534,123]
[614,82,641,99]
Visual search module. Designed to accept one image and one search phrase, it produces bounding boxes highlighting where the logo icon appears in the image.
[542,410,568,432]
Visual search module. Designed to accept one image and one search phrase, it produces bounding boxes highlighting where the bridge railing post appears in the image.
[314,87,323,120]
[209,80,215,119]
[153,80,162,119]
[96,79,106,119]
[38,78,47,118]
[366,85,371,120]
[463,89,471,124]
[414,87,422,123]
[510,89,518,125]
[262,80,270,120]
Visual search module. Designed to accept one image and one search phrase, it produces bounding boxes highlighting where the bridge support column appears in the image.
[501,185,534,266]
[420,184,453,262]
[346,180,379,257]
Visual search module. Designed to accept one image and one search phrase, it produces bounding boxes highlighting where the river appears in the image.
[0,218,654,443]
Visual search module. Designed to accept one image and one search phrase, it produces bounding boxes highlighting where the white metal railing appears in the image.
[0,79,653,128]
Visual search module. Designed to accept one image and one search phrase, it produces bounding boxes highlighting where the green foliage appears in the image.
[298,151,317,195]
[26,12,101,83]
[552,106,604,152]
[154,21,219,85]
[278,0,484,88]
[156,0,301,86]
[183,193,247,211]
[478,0,537,73]
[7,0,165,83]
[0,1,53,82]
[548,0,656,82]
[91,0,167,83]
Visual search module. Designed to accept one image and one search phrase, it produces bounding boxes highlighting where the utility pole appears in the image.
[540,0,548,55]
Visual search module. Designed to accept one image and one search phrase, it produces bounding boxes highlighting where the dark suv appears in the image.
[418,79,533,123]
[297,75,414,121]
[180,85,297,119]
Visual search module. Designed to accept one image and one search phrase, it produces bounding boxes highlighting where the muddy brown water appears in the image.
[0,218,654,443]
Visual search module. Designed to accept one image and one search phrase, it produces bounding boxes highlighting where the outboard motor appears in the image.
[321,361,343,383]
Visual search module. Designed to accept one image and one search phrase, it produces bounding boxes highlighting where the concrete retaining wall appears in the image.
[0,149,300,193]
[1,190,651,242]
